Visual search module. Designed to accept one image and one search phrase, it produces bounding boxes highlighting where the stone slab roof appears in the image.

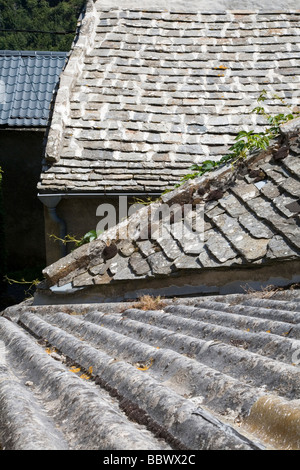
[38,0,300,194]
[38,118,300,303]
[0,51,67,127]
[1,290,300,450]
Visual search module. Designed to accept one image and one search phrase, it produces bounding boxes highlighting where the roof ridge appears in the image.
[95,8,300,12]
[40,120,300,300]
[92,0,300,12]
[0,50,68,57]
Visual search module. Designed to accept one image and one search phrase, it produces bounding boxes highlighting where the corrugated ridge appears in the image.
[0,317,172,451]
[85,309,300,399]
[14,313,262,450]
[242,297,300,312]
[1,292,300,450]
[25,310,264,417]
[0,356,69,450]
[193,300,300,324]
[165,304,300,338]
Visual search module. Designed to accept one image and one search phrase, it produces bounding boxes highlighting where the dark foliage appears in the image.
[0,0,85,51]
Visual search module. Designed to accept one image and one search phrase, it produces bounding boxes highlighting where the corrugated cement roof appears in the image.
[1,290,300,450]
[0,50,68,127]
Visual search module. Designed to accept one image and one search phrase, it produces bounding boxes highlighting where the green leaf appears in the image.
[82,230,97,242]
[174,89,297,192]
[257,89,268,102]
[252,106,266,115]
[235,130,252,139]
[189,164,201,171]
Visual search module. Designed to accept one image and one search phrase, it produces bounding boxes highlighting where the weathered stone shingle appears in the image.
[39,118,300,299]
[38,1,300,193]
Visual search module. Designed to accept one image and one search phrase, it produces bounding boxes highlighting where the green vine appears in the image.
[2,230,98,300]
[171,90,298,190]
[4,275,41,299]
[49,229,98,249]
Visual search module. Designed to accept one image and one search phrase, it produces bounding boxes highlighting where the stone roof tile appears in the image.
[38,2,300,193]
[38,118,300,303]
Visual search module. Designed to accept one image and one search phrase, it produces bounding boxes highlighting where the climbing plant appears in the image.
[49,229,98,249]
[4,274,40,299]
[174,90,298,188]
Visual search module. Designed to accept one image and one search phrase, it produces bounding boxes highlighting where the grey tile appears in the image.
[0,51,67,127]
[38,10,300,192]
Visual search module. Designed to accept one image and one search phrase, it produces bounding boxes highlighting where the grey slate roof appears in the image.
[39,117,300,303]
[38,1,300,193]
[1,290,300,450]
[0,50,67,127]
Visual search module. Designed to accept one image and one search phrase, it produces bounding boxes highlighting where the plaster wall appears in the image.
[44,195,147,265]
